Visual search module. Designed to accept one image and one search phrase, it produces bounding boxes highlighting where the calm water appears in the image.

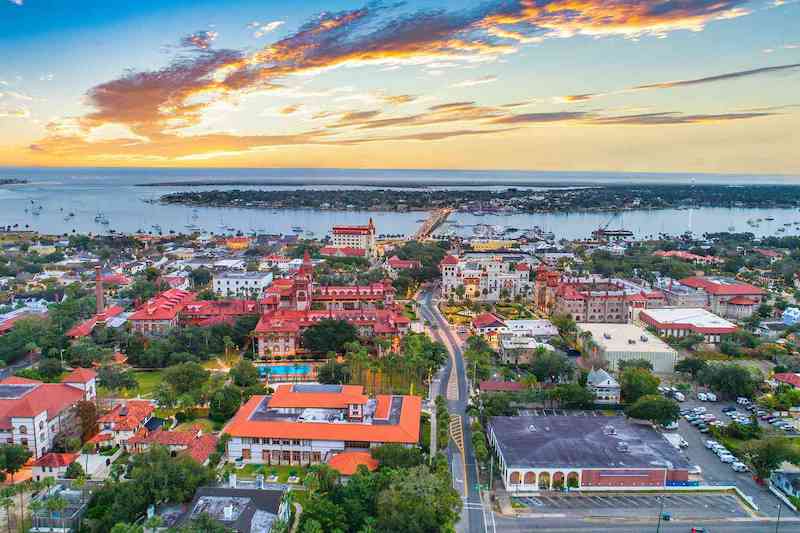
[0,167,798,240]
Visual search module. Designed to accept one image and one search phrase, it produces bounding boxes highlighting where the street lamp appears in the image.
[776,502,782,533]
[656,497,664,533]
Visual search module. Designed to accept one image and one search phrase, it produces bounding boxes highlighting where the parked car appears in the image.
[688,465,703,475]
[664,421,679,431]
[731,462,749,472]
[693,407,707,414]
[719,454,735,463]
[697,392,708,401]
[706,393,717,402]
[705,440,719,449]
[674,392,686,402]
[722,406,736,413]
[737,397,750,405]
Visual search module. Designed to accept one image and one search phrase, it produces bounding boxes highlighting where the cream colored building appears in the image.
[576,323,679,373]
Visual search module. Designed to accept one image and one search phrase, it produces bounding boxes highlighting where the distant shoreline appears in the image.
[136,180,589,189]
[0,179,28,186]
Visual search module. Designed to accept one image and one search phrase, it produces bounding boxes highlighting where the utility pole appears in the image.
[776,502,782,533]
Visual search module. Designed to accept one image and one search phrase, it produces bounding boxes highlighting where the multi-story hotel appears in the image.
[253,252,410,357]
[330,219,377,257]
[440,252,534,302]
[677,276,765,319]
[224,384,420,466]
[128,288,196,336]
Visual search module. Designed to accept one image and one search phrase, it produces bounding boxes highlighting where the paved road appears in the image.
[494,515,800,532]
[418,288,490,533]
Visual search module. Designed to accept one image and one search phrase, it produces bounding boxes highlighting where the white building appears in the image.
[440,252,534,302]
[213,271,273,297]
[586,368,620,405]
[576,323,679,373]
[331,219,377,257]
[638,308,737,345]
[0,369,97,459]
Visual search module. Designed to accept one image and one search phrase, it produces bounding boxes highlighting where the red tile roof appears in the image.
[328,451,378,475]
[319,246,367,257]
[0,379,86,428]
[33,452,78,468]
[472,313,505,329]
[679,276,765,296]
[62,367,97,384]
[387,256,421,269]
[268,384,368,409]
[101,273,133,286]
[66,305,125,338]
[515,262,530,271]
[774,373,800,388]
[332,225,373,235]
[129,289,196,322]
[184,433,218,464]
[224,394,421,444]
[441,255,459,266]
[87,433,113,443]
[98,400,154,431]
[479,380,525,392]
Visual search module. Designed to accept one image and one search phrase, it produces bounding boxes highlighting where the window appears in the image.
[21,438,28,446]
[18,426,27,435]
[242,448,251,460]
[38,421,44,430]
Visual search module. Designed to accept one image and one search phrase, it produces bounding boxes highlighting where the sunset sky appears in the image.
[0,0,798,174]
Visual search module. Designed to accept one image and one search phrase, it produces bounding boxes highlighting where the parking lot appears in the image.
[670,396,797,517]
[513,493,750,519]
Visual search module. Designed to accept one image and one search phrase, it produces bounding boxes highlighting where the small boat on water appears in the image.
[765,217,775,221]
[291,226,304,233]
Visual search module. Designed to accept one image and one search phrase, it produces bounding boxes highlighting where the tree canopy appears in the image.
[625,395,680,426]
[302,320,359,354]
[620,367,660,403]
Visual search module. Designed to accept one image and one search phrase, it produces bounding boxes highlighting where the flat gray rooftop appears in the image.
[489,415,689,470]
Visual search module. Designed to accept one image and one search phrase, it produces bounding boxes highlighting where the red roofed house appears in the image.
[96,400,155,449]
[128,288,196,336]
[32,452,79,481]
[773,373,800,389]
[319,246,367,258]
[223,384,420,467]
[67,266,127,339]
[0,369,96,459]
[753,248,783,263]
[331,218,376,257]
[128,426,218,465]
[678,276,765,319]
[180,299,259,327]
[653,250,724,265]
[472,313,506,338]
[385,256,422,279]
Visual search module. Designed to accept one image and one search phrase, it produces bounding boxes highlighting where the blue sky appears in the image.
[1,0,798,174]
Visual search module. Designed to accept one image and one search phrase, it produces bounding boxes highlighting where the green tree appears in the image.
[64,461,85,479]
[0,445,31,481]
[741,437,800,480]
[376,465,461,533]
[97,364,138,393]
[209,385,242,422]
[164,362,210,397]
[317,359,350,385]
[619,367,660,404]
[529,350,573,383]
[230,359,259,387]
[625,395,680,426]
[370,444,424,469]
[674,357,708,379]
[698,363,760,399]
[549,383,595,409]
[304,464,340,495]
[38,357,64,380]
[617,358,653,372]
[188,267,212,288]
[302,320,359,354]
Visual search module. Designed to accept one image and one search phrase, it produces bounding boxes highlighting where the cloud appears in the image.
[382,94,416,105]
[279,104,303,115]
[451,75,497,88]
[559,62,800,102]
[0,106,30,118]
[248,20,285,38]
[492,112,588,124]
[30,0,760,162]
[181,31,219,50]
[588,111,776,125]
[633,63,800,90]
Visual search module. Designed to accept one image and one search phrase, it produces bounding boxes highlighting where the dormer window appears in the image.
[18,426,27,434]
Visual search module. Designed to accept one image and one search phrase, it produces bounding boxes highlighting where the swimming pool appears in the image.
[260,364,312,376]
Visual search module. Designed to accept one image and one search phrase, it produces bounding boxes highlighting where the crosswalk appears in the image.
[450,415,464,453]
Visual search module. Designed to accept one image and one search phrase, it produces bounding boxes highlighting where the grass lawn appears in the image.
[227,463,307,483]
[98,370,165,399]
[176,417,219,432]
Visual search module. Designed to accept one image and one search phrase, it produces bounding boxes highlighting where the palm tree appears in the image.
[28,498,43,531]
[45,494,68,532]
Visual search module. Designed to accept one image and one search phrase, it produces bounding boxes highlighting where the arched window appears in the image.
[523,472,536,485]
[510,471,521,485]
[18,426,27,435]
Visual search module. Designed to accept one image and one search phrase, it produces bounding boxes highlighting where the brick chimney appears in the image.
[95,265,105,314]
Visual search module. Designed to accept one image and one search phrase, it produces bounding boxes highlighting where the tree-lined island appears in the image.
[159,184,800,213]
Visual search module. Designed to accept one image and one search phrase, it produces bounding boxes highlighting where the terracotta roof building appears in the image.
[224,384,420,467]
[32,452,79,481]
[129,289,196,336]
[331,219,376,257]
[96,400,155,448]
[678,276,764,319]
[0,370,96,459]
[128,426,219,465]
